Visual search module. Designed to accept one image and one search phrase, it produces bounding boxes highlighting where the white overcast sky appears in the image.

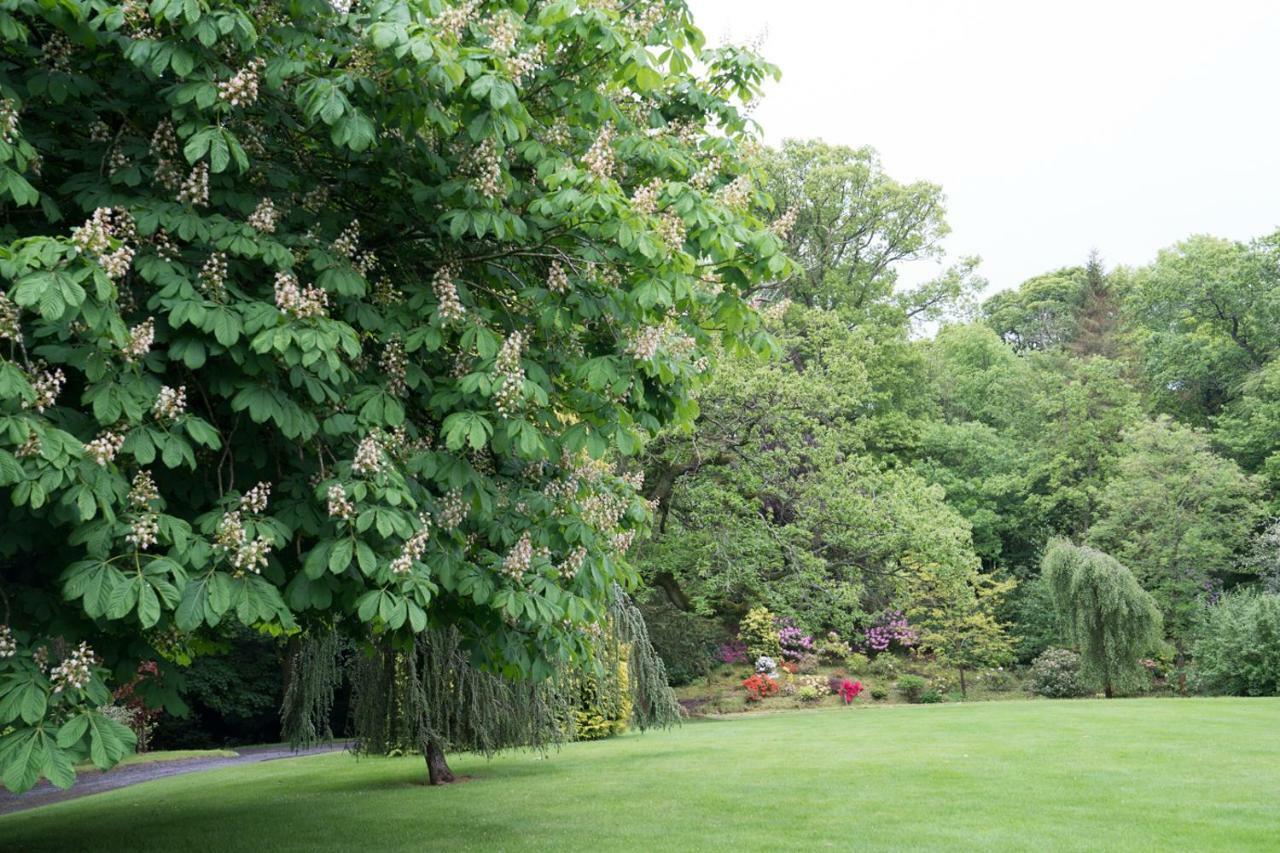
[688,0,1280,294]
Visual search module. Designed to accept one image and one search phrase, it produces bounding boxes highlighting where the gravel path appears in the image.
[0,742,350,816]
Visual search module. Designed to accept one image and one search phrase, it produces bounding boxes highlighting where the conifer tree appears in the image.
[1071,250,1119,358]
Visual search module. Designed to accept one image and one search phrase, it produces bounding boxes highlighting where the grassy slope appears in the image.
[3,698,1277,852]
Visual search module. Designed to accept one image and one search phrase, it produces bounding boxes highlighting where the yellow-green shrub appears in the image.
[739,607,782,662]
[572,643,633,741]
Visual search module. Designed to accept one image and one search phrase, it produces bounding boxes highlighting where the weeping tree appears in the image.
[1042,539,1162,697]
[0,0,786,791]
[283,590,680,784]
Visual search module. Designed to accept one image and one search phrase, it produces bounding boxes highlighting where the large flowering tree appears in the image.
[0,0,785,792]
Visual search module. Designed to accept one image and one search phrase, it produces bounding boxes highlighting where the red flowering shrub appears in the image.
[742,674,780,702]
[839,679,864,704]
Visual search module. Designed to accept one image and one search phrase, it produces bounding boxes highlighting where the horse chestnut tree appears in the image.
[0,0,786,791]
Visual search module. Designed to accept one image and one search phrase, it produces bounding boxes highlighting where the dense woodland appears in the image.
[635,138,1280,693]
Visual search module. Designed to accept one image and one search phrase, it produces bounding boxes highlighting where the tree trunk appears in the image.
[425,740,455,785]
[653,571,692,611]
[958,668,967,698]
[1104,681,1114,699]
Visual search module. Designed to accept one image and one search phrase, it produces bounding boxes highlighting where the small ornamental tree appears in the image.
[1042,540,1163,697]
[904,556,1015,697]
[0,0,786,791]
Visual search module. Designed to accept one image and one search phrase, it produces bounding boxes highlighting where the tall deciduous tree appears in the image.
[983,266,1087,352]
[915,324,1041,566]
[1125,234,1280,423]
[1087,417,1262,648]
[755,139,980,322]
[1214,358,1280,498]
[1042,539,1162,697]
[1026,356,1141,537]
[0,0,785,791]
[636,303,981,633]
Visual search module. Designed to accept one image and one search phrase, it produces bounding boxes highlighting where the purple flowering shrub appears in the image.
[863,610,917,655]
[718,640,749,665]
[777,623,815,662]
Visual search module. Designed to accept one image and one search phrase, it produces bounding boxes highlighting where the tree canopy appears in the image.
[1088,417,1261,647]
[0,0,787,791]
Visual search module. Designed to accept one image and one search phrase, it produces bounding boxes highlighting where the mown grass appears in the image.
[3,698,1277,851]
[76,748,239,771]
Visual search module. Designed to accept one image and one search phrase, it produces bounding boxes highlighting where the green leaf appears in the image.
[356,541,378,576]
[138,582,162,628]
[107,575,140,619]
[184,417,222,449]
[175,578,209,630]
[55,714,89,748]
[303,541,334,580]
[356,590,380,622]
[0,728,47,793]
[0,674,47,725]
[329,538,354,574]
[407,601,427,632]
[76,487,96,521]
[209,131,230,173]
[42,742,76,790]
[184,127,215,164]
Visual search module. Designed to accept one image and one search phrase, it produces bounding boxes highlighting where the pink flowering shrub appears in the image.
[718,640,749,665]
[863,610,917,654]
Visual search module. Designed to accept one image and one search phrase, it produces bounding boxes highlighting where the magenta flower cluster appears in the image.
[863,610,917,654]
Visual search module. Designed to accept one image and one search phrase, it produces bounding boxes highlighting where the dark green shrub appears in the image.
[1028,648,1091,698]
[1005,574,1063,663]
[638,598,719,687]
[897,674,927,703]
[870,686,888,700]
[152,628,286,749]
[919,689,944,704]
[1193,593,1280,696]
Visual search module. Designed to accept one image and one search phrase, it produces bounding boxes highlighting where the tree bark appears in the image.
[958,668,967,698]
[425,740,455,785]
[653,571,692,611]
[1104,681,1114,699]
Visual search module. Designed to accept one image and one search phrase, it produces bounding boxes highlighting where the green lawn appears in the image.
[78,748,239,771]
[3,698,1277,851]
